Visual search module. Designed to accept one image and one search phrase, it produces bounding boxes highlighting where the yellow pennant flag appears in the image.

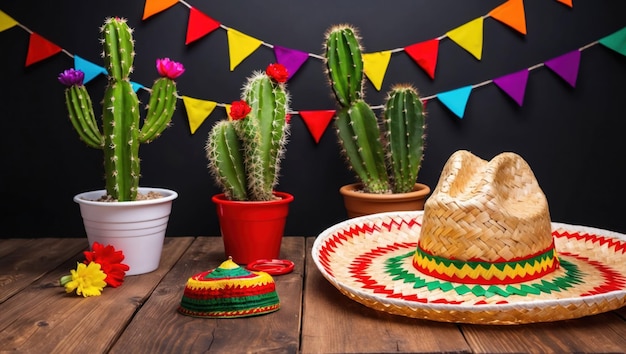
[227,29,263,71]
[142,0,178,20]
[0,10,18,32]
[182,96,217,134]
[362,51,392,91]
[446,17,484,60]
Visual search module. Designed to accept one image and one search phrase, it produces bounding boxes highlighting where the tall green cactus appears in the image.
[59,17,184,201]
[324,24,426,194]
[205,64,291,201]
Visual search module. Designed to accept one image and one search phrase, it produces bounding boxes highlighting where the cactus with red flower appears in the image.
[58,17,184,201]
[205,63,290,201]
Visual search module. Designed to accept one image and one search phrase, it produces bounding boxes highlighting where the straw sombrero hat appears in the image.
[312,150,626,324]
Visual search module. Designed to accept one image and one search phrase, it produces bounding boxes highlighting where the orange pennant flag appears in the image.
[446,17,484,60]
[299,110,336,144]
[186,7,221,45]
[556,0,573,8]
[182,96,218,134]
[489,0,527,35]
[227,29,263,71]
[143,0,178,20]
[362,51,392,91]
[0,10,18,32]
[25,32,62,67]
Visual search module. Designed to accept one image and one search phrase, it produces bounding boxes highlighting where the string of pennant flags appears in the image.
[1,0,626,144]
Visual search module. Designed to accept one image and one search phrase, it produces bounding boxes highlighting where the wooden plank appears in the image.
[461,313,626,353]
[0,238,87,304]
[0,237,193,353]
[110,236,305,353]
[301,237,471,354]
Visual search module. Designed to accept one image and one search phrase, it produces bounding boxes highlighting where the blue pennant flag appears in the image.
[437,86,473,119]
[73,55,106,84]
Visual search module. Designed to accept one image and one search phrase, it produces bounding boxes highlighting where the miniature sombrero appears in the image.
[178,258,280,318]
[313,150,626,324]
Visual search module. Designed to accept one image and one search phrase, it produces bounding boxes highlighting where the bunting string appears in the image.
[1,1,625,142]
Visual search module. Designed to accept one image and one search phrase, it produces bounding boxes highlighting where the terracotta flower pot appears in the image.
[212,192,294,265]
[73,187,178,275]
[339,182,430,218]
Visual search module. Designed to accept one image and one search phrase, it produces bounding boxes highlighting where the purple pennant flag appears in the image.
[273,45,309,80]
[493,69,529,106]
[544,50,581,88]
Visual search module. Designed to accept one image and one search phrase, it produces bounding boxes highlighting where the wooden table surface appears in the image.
[1,237,625,353]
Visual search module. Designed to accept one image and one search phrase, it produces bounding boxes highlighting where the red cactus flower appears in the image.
[229,100,251,120]
[266,63,289,83]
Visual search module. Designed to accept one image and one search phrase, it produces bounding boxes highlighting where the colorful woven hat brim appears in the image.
[312,211,626,325]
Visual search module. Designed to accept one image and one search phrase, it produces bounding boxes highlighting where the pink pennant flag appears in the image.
[273,46,309,80]
[405,39,439,79]
[25,32,62,67]
[299,110,335,143]
[544,50,581,87]
[493,69,529,106]
[186,7,221,45]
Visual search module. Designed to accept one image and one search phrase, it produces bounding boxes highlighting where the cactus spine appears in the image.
[61,17,182,201]
[205,65,290,201]
[324,24,426,194]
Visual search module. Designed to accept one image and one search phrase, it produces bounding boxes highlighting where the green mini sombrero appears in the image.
[178,258,280,318]
[312,150,626,324]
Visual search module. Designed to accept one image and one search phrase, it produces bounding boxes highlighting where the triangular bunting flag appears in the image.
[74,55,107,84]
[186,7,221,45]
[493,69,529,106]
[489,0,527,35]
[405,39,439,79]
[142,0,178,20]
[227,29,263,71]
[0,10,18,32]
[25,32,62,67]
[182,96,217,134]
[299,110,336,143]
[225,104,233,120]
[544,50,581,87]
[362,51,392,91]
[131,82,144,93]
[599,27,626,57]
[556,0,573,8]
[273,46,309,80]
[437,86,473,119]
[446,17,484,60]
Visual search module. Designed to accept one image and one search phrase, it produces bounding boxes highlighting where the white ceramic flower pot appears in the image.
[73,187,178,276]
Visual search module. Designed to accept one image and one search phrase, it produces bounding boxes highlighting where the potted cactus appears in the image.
[324,24,430,218]
[58,17,184,275]
[205,63,293,264]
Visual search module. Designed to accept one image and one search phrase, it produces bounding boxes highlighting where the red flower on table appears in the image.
[266,63,289,83]
[83,242,129,288]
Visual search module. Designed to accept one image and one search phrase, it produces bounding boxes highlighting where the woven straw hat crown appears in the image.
[418,150,553,263]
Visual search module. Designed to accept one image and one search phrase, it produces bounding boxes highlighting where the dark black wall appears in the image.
[2,1,625,238]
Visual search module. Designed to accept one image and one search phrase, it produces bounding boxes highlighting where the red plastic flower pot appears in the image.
[212,191,294,265]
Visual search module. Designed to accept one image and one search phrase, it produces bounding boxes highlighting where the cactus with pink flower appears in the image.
[59,17,184,201]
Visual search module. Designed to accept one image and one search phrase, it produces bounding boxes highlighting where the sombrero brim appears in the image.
[312,211,626,325]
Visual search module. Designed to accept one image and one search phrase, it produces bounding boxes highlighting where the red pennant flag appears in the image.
[25,32,61,66]
[489,0,527,35]
[186,7,221,45]
[404,39,439,79]
[299,110,335,144]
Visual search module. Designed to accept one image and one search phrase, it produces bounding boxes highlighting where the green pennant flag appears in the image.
[599,27,626,56]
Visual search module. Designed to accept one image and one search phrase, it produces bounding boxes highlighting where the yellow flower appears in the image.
[61,262,107,297]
